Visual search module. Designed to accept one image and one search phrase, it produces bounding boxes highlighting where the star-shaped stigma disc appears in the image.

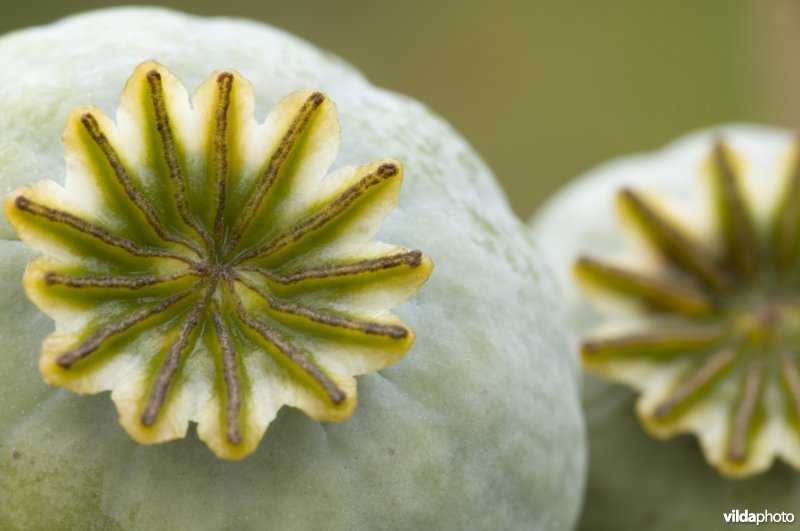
[5,61,432,460]
[576,140,800,477]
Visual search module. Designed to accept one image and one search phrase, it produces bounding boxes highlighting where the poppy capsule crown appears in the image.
[576,137,800,477]
[4,61,433,460]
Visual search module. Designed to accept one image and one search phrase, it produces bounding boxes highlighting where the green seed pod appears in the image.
[0,7,584,530]
[532,125,800,530]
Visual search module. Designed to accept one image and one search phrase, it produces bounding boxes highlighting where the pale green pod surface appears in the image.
[0,7,585,530]
[532,125,800,530]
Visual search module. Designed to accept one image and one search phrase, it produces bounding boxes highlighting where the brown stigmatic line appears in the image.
[235,162,400,264]
[14,196,197,266]
[146,69,214,251]
[241,249,423,285]
[727,357,765,462]
[55,289,195,368]
[582,325,725,358]
[213,72,234,243]
[141,300,207,427]
[619,189,729,291]
[781,350,800,417]
[79,112,203,256]
[575,256,716,316]
[43,271,195,290]
[711,142,758,278]
[774,137,800,275]
[228,281,345,405]
[212,306,243,445]
[224,91,326,254]
[235,273,408,339]
[652,346,738,419]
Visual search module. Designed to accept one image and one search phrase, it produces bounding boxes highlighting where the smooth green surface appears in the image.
[0,8,584,529]
[580,375,800,531]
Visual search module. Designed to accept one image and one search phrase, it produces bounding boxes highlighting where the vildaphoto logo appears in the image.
[723,509,795,525]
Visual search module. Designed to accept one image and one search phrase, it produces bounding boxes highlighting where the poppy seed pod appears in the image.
[0,7,584,530]
[532,125,800,530]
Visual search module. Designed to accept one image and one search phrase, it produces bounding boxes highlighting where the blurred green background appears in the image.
[2,1,798,219]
